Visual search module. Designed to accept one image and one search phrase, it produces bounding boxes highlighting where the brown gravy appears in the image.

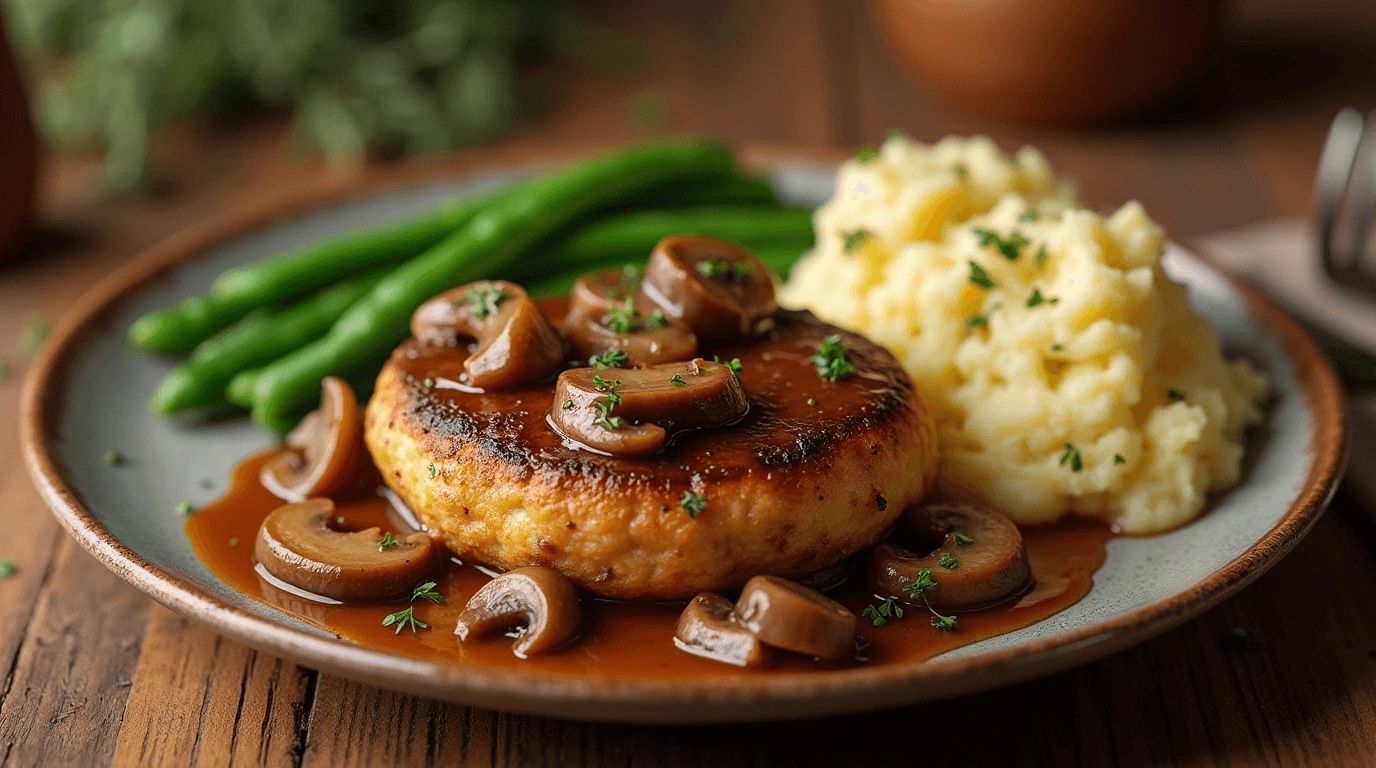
[187,450,1111,677]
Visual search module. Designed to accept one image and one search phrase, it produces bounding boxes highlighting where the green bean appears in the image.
[150,271,386,414]
[511,205,813,283]
[128,190,506,355]
[642,174,777,208]
[250,140,735,432]
[226,369,258,409]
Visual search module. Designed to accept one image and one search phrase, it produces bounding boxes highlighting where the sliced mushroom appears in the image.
[410,280,564,390]
[641,235,777,340]
[254,498,436,602]
[565,273,698,366]
[548,358,749,455]
[868,502,1031,610]
[674,593,768,668]
[732,575,857,659]
[454,566,581,658]
[261,376,365,502]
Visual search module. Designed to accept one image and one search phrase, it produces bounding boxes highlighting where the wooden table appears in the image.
[4,2,1376,765]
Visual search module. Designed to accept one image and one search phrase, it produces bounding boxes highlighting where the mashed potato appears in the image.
[780,135,1267,533]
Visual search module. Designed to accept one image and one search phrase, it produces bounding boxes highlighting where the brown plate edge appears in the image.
[18,142,1348,724]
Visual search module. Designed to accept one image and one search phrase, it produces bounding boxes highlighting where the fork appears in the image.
[1316,107,1376,297]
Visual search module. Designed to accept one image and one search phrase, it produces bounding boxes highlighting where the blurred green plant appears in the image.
[1,0,597,191]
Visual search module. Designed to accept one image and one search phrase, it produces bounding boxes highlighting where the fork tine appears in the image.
[1315,107,1365,282]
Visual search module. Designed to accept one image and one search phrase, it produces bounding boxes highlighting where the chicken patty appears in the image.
[364,308,938,599]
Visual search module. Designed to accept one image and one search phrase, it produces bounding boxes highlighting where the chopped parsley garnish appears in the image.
[732,261,753,281]
[966,314,989,329]
[411,581,443,603]
[886,127,908,140]
[1020,210,1040,221]
[379,533,398,551]
[953,532,974,546]
[968,261,995,289]
[176,500,195,517]
[973,228,1029,261]
[645,308,668,328]
[1060,443,1083,472]
[1036,246,1048,266]
[861,595,905,627]
[938,552,959,569]
[843,229,870,252]
[901,569,958,631]
[810,335,856,381]
[621,264,643,290]
[590,349,629,369]
[681,491,708,518]
[382,607,428,635]
[855,145,878,163]
[954,164,968,177]
[592,376,624,430]
[422,377,434,389]
[712,355,744,377]
[1168,389,1186,402]
[466,285,507,321]
[1051,344,1063,351]
[605,298,640,333]
[696,259,728,278]
[228,538,239,547]
[0,559,14,578]
[806,398,817,407]
[669,374,686,387]
[103,450,124,466]
[562,398,574,410]
[427,463,437,479]
[1027,288,1058,308]
[1114,454,1126,464]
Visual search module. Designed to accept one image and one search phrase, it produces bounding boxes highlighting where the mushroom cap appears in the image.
[869,502,1031,610]
[732,575,856,659]
[411,281,564,390]
[254,498,436,602]
[454,566,582,658]
[261,376,365,502]
[565,273,699,366]
[548,359,748,455]
[642,235,777,340]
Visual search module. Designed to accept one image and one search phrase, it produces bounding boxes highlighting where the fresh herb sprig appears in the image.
[901,569,958,631]
[592,375,624,430]
[862,595,905,627]
[1060,443,1083,472]
[590,349,629,369]
[382,581,444,635]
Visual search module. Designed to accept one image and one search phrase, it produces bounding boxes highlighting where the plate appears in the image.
[20,145,1346,723]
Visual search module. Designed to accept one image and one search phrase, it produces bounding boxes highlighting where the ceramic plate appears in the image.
[21,146,1346,723]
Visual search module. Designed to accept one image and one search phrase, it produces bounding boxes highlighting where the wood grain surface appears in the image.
[3,1,1376,765]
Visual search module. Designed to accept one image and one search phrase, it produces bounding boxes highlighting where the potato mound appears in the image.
[780,135,1267,533]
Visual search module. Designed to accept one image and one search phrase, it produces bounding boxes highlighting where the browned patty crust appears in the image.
[365,309,939,599]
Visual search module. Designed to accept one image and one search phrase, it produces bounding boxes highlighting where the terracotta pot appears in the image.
[870,0,1227,125]
[0,23,39,259]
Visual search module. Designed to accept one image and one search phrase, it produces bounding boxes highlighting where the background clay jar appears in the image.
[870,0,1227,124]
